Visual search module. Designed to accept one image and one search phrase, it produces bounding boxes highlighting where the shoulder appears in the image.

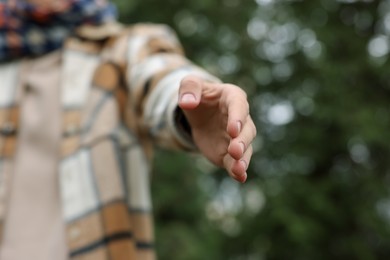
[75,22,177,42]
[65,22,184,64]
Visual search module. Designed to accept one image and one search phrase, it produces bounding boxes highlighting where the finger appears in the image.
[227,116,257,160]
[178,75,203,110]
[224,85,250,138]
[223,145,253,183]
[223,154,241,182]
[231,145,253,176]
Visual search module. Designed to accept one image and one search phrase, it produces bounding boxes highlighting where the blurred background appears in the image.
[114,0,390,259]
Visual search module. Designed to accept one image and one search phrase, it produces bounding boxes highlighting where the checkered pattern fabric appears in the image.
[0,0,117,61]
[0,23,219,259]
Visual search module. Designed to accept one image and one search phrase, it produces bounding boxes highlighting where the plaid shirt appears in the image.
[0,23,218,259]
[0,0,117,61]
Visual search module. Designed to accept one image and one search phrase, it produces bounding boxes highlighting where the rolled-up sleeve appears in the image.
[125,24,221,151]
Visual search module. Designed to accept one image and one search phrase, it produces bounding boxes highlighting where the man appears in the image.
[0,0,256,259]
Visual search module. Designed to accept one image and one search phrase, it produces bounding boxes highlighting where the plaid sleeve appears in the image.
[0,0,117,61]
[125,24,221,151]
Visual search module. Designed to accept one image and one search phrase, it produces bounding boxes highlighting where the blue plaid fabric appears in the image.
[0,0,117,61]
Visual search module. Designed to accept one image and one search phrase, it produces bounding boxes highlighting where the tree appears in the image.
[115,0,390,259]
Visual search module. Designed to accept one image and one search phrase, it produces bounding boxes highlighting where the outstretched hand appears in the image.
[178,75,257,183]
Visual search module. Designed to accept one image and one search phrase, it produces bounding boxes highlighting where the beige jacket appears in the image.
[0,23,218,259]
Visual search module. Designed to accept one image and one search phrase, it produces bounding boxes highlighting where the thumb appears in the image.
[178,75,203,110]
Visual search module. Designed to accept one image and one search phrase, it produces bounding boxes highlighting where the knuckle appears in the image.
[244,145,253,159]
[248,144,253,154]
[225,84,247,96]
[181,75,200,85]
[236,86,248,99]
[244,102,250,115]
[249,118,257,137]
[241,89,248,100]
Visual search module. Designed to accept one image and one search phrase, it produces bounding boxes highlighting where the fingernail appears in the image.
[239,142,245,154]
[237,121,242,133]
[240,160,247,170]
[236,172,247,183]
[181,93,196,103]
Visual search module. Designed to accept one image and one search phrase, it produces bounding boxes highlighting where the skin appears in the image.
[178,75,257,183]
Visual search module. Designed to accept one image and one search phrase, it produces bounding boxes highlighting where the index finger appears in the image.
[222,84,250,138]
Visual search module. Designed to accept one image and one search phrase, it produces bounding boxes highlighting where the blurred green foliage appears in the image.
[114,0,390,259]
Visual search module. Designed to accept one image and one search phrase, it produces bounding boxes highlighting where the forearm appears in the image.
[125,24,220,150]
